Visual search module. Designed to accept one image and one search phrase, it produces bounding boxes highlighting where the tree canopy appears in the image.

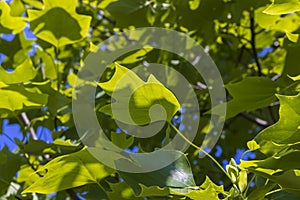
[0,0,300,199]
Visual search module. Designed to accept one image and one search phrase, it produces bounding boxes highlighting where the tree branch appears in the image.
[66,189,80,200]
[20,112,38,140]
[249,12,262,76]
[235,45,245,68]
[240,112,270,128]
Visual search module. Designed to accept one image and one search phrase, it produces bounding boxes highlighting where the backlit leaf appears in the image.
[0,1,26,34]
[0,58,36,84]
[263,0,300,15]
[22,148,115,194]
[99,63,180,125]
[0,85,48,111]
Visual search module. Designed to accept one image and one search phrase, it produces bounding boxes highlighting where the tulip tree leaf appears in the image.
[99,63,180,126]
[27,0,92,47]
[240,155,300,197]
[22,148,115,194]
[137,185,170,197]
[241,93,300,197]
[0,85,48,111]
[248,94,300,156]
[240,151,300,175]
[183,177,224,200]
[255,94,300,146]
[17,164,41,188]
[210,77,278,119]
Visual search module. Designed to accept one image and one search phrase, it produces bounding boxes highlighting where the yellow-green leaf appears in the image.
[0,1,26,34]
[99,63,180,125]
[263,0,300,15]
[0,58,36,84]
[22,148,115,194]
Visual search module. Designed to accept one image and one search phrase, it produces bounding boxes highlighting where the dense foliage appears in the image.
[0,0,300,199]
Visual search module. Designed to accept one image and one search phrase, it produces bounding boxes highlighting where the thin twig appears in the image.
[168,123,232,182]
[265,188,282,196]
[21,112,38,140]
[249,11,262,76]
[235,45,245,68]
[102,14,116,25]
[267,106,276,123]
[240,112,270,128]
[66,189,80,200]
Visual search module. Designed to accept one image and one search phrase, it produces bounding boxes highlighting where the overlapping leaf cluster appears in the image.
[0,0,300,199]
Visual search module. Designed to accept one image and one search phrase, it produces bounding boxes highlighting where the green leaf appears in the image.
[183,177,224,200]
[241,168,300,197]
[267,190,300,200]
[0,58,36,84]
[0,85,48,111]
[0,147,23,196]
[118,47,153,64]
[106,0,149,28]
[118,150,196,195]
[211,77,278,119]
[99,63,180,125]
[248,93,300,158]
[247,182,277,200]
[255,94,300,150]
[10,0,26,17]
[0,1,26,34]
[17,164,40,188]
[138,185,170,197]
[263,0,300,15]
[240,151,300,175]
[36,81,71,116]
[255,6,281,29]
[36,48,57,79]
[22,148,115,194]
[0,32,32,66]
[107,182,142,200]
[27,0,92,47]
[79,184,109,200]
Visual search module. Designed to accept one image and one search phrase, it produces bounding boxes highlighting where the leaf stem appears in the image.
[265,188,282,196]
[168,123,232,182]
